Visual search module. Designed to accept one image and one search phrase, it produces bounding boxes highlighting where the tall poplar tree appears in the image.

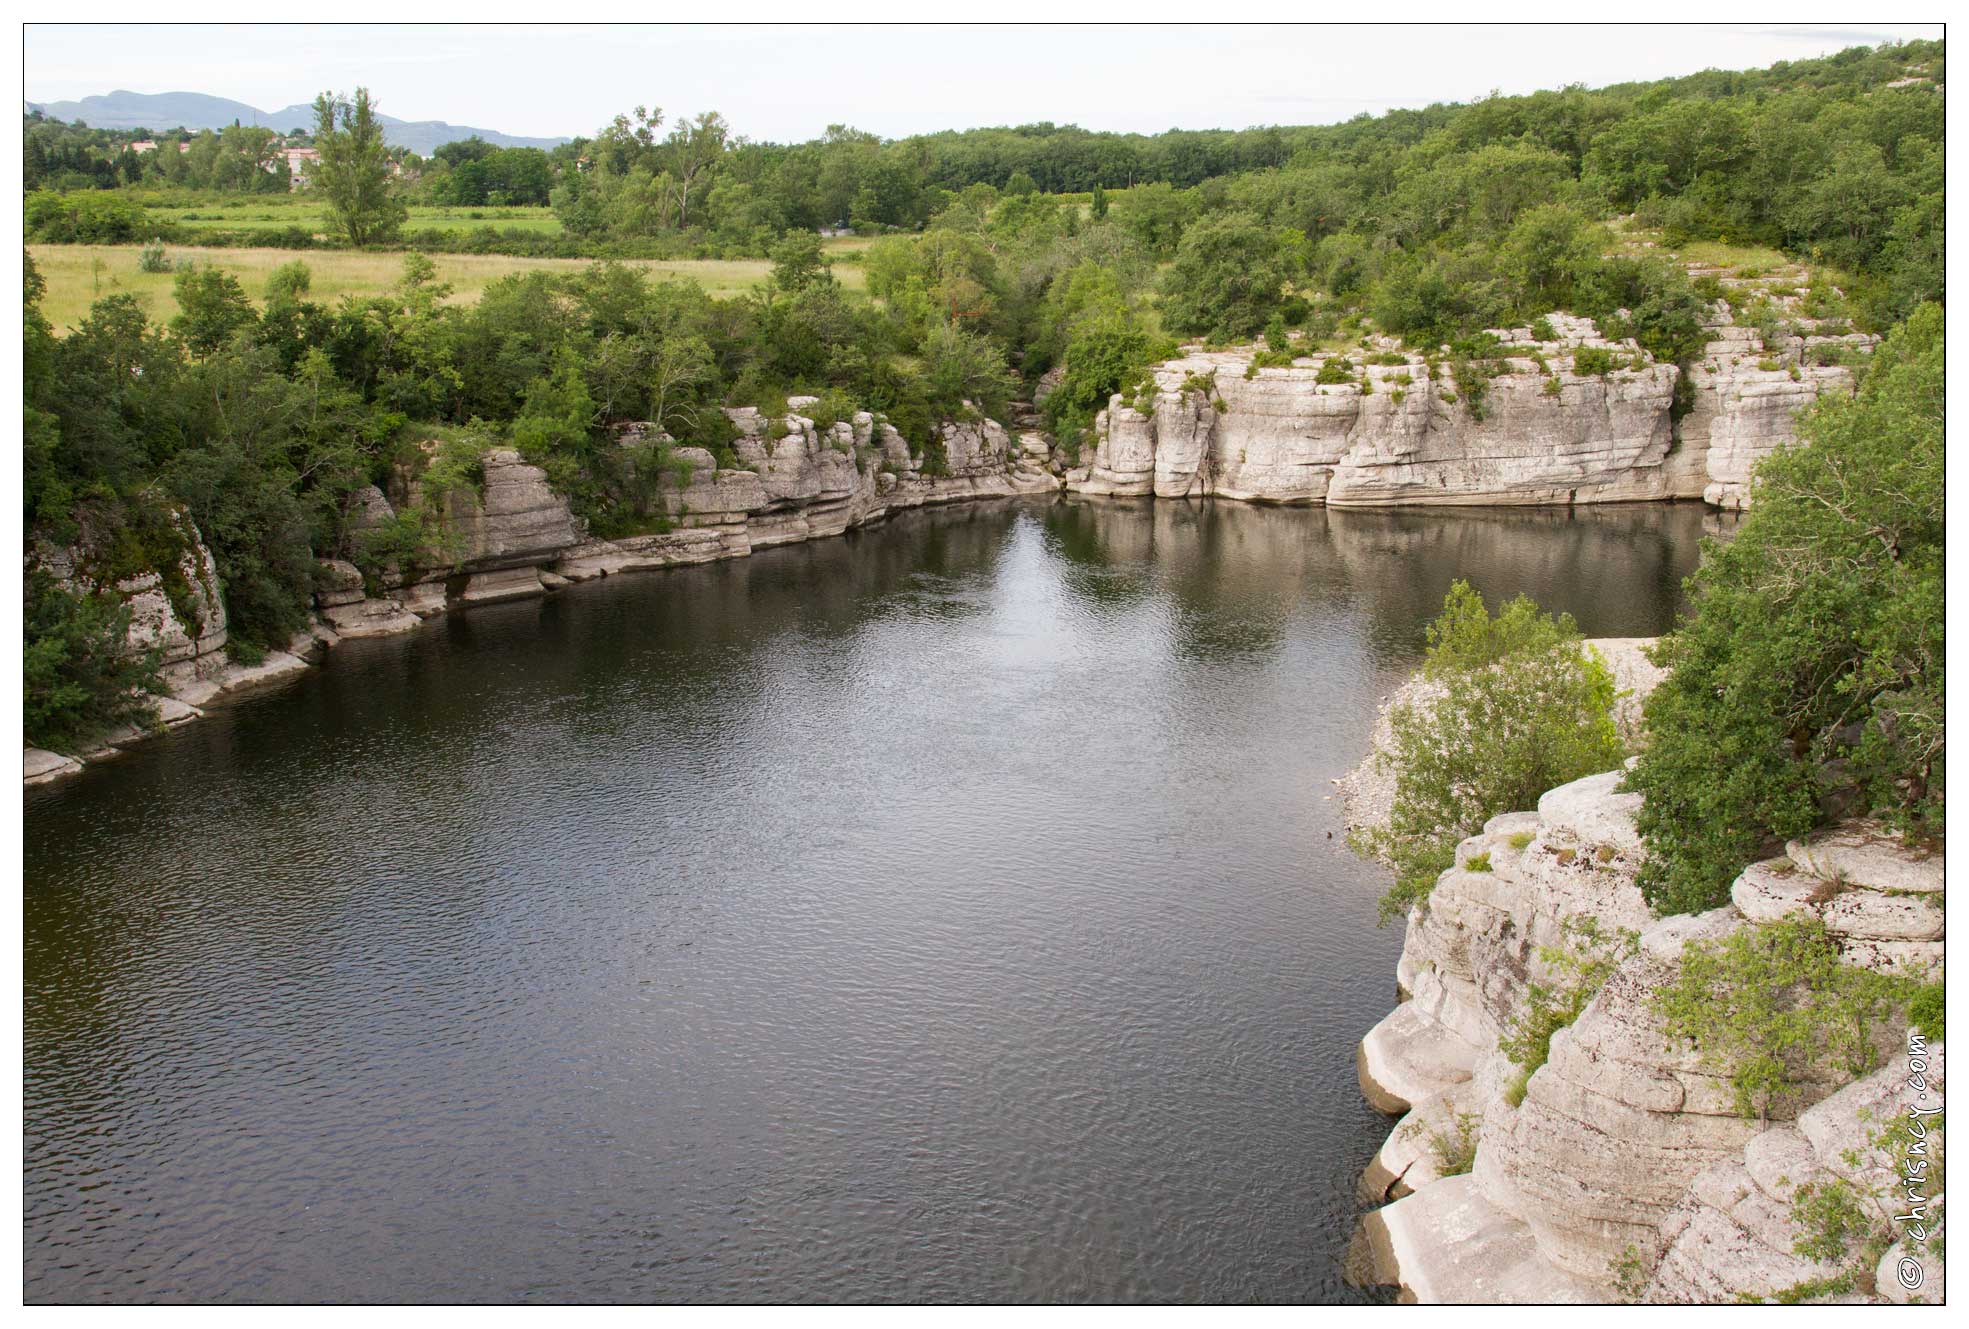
[312,87,407,247]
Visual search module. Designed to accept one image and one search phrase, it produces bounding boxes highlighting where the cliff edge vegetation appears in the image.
[1627,305,1944,914]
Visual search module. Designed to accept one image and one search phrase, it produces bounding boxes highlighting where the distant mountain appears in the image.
[26,89,569,155]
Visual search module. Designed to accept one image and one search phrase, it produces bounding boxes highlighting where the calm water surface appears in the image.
[24,498,1714,1303]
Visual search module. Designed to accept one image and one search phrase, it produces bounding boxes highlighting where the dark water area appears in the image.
[24,497,1716,1304]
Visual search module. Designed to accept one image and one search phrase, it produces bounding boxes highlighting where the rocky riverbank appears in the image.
[1345,659,1946,1304]
[25,400,1064,786]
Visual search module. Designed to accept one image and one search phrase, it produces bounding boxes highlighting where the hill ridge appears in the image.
[26,88,568,154]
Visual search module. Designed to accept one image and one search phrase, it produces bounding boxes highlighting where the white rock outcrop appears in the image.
[1649,1045,1945,1303]
[1355,762,1944,1304]
[1678,293,1876,510]
[1071,310,1862,511]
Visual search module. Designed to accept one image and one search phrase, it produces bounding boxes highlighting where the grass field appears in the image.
[1606,222,1796,275]
[155,201,565,237]
[30,241,868,333]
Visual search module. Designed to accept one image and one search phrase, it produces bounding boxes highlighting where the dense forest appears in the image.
[24,35,1947,835]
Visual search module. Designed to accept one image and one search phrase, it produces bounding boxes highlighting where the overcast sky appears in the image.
[25,23,1946,143]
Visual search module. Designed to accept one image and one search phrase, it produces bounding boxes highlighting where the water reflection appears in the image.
[25,496,1710,1304]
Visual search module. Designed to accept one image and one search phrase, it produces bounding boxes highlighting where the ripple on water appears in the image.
[25,498,1711,1303]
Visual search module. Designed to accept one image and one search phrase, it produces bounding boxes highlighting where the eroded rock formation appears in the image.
[1069,311,1866,511]
[25,502,316,785]
[1354,769,1945,1304]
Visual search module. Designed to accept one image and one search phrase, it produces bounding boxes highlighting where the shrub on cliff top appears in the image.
[1572,345,1617,376]
[1358,581,1626,922]
[1653,917,1915,1120]
[1625,305,1943,916]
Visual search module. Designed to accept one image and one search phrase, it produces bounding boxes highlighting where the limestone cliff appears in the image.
[324,402,1060,624]
[1353,770,1945,1304]
[28,402,1062,784]
[1068,311,1866,511]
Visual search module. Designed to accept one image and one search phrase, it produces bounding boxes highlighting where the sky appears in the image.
[24,23,1947,143]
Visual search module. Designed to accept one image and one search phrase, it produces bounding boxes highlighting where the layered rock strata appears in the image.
[1680,313,1875,511]
[1069,311,1864,511]
[332,405,1059,625]
[1354,767,1945,1304]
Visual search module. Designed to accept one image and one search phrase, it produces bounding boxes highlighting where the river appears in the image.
[24,496,1715,1303]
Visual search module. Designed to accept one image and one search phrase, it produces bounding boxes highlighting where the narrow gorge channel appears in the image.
[24,497,1712,1303]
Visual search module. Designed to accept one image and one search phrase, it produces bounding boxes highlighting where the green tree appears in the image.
[1111,180,1194,257]
[768,230,833,295]
[1500,204,1602,317]
[1159,211,1299,340]
[312,87,408,247]
[1358,582,1626,921]
[170,267,257,356]
[23,254,65,526]
[24,572,163,753]
[923,322,1016,421]
[1627,306,1944,915]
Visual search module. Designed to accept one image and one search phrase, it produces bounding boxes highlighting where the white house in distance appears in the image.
[277,146,320,190]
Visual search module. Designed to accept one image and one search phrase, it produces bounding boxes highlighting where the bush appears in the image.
[1572,345,1617,376]
[169,267,257,355]
[1450,356,1494,419]
[1315,358,1354,384]
[924,322,1017,423]
[419,430,491,510]
[25,189,158,243]
[264,260,313,302]
[1626,307,1943,914]
[137,241,171,274]
[1421,577,1577,674]
[1909,981,1944,1041]
[24,572,163,753]
[1420,1111,1481,1177]
[1159,210,1300,340]
[1653,918,1915,1119]
[1355,582,1627,921]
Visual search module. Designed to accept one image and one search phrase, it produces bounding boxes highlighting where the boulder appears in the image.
[1787,823,1944,894]
[322,596,425,638]
[457,567,547,605]
[1363,1176,1604,1303]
